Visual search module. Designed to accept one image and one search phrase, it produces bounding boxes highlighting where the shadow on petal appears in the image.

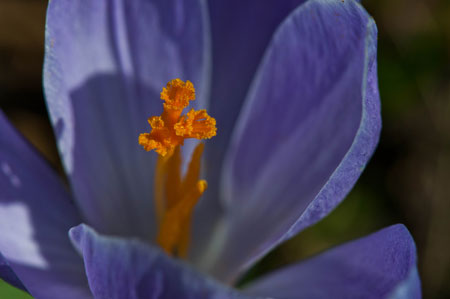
[0,111,91,298]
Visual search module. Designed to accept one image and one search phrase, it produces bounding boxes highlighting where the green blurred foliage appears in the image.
[0,281,31,299]
[1,0,449,298]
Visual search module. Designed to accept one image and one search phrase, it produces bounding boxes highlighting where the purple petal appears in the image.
[388,268,421,299]
[43,0,210,242]
[198,0,381,282]
[206,0,306,167]
[244,225,421,299]
[0,253,26,291]
[196,0,306,257]
[69,224,255,299]
[0,111,91,298]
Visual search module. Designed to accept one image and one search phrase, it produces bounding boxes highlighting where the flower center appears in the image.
[139,79,216,257]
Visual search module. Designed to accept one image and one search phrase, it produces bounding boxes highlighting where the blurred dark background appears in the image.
[0,0,449,298]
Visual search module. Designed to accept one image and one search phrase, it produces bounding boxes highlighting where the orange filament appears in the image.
[156,144,207,257]
[139,79,216,257]
[139,79,216,156]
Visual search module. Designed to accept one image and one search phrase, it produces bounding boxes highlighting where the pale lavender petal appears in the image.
[70,224,255,299]
[43,0,210,242]
[0,111,91,298]
[199,0,381,282]
[245,225,421,299]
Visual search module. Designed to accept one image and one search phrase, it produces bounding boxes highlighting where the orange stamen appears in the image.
[139,79,216,257]
[165,146,182,210]
[139,79,216,157]
[160,78,195,111]
[157,178,207,257]
[175,109,217,139]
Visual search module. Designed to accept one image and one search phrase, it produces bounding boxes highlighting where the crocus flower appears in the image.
[0,0,422,298]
